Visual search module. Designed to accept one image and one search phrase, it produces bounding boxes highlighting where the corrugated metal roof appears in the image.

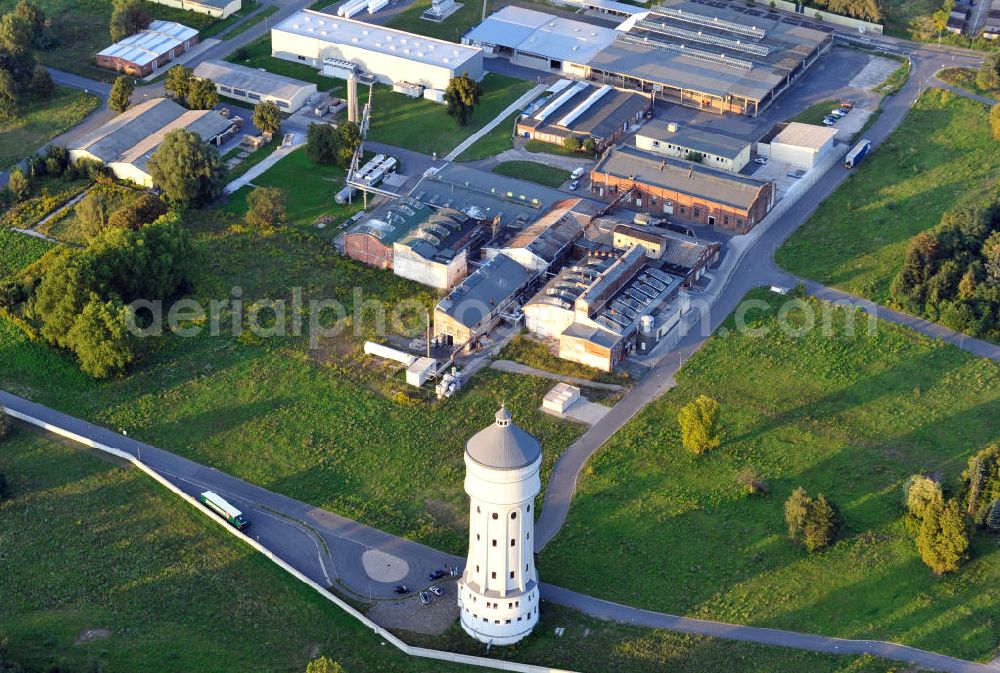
[193,59,316,101]
[98,20,198,67]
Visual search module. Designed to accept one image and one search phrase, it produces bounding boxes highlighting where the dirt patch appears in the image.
[75,628,111,644]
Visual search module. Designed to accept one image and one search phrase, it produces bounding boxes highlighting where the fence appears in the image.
[2,403,578,673]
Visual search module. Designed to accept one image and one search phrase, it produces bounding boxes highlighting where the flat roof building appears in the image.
[146,0,242,18]
[193,59,318,112]
[434,253,533,348]
[515,80,651,150]
[760,122,837,169]
[69,98,234,187]
[635,123,752,172]
[591,144,774,233]
[97,21,200,77]
[272,10,483,90]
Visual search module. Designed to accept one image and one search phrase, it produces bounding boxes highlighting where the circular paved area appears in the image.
[362,548,409,582]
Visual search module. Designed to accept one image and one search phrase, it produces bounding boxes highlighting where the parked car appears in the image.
[449,566,461,577]
[830,108,846,118]
[394,585,410,595]
[419,591,431,605]
[753,157,767,165]
[822,117,836,126]
[568,180,580,191]
[786,169,807,179]
[839,100,854,109]
[428,569,447,580]
[429,585,444,597]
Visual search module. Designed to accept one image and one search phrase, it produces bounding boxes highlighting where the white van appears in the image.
[570,167,585,180]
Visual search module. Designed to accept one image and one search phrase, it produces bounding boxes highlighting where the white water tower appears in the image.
[457,405,541,645]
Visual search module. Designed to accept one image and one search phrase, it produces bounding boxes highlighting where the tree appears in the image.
[986,499,1000,532]
[306,123,337,164]
[109,0,149,42]
[582,137,598,155]
[305,657,344,673]
[916,498,969,574]
[904,474,943,519]
[984,230,1000,285]
[563,135,582,151]
[977,52,1000,92]
[784,487,812,540]
[164,64,194,102]
[253,100,281,135]
[0,68,17,122]
[106,192,168,230]
[186,77,219,110]
[335,120,361,168]
[109,75,133,113]
[28,64,52,100]
[147,128,226,206]
[67,295,136,379]
[7,167,29,202]
[13,0,46,46]
[0,407,9,441]
[677,394,721,455]
[991,104,1000,143]
[245,186,287,229]
[802,495,838,552]
[0,12,34,51]
[75,191,110,239]
[685,151,704,163]
[964,444,1000,518]
[444,72,481,126]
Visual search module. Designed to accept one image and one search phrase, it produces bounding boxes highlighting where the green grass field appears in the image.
[878,0,940,37]
[366,75,533,157]
[226,35,341,90]
[493,161,570,188]
[0,176,90,230]
[223,148,361,232]
[455,111,521,161]
[937,67,1000,100]
[776,89,1000,303]
[386,0,492,43]
[221,3,278,39]
[524,139,590,159]
[786,99,840,126]
[0,229,52,280]
[0,86,99,170]
[0,428,904,673]
[0,0,223,81]
[539,288,1000,662]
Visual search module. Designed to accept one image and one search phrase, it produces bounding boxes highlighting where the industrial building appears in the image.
[463,6,616,76]
[271,10,483,90]
[757,122,837,169]
[465,0,830,116]
[482,198,590,273]
[434,253,533,348]
[96,21,199,77]
[984,0,1000,38]
[635,123,751,172]
[146,0,241,18]
[523,244,687,371]
[591,145,774,233]
[343,198,486,289]
[606,222,719,284]
[514,80,651,150]
[68,98,234,187]
[193,60,317,112]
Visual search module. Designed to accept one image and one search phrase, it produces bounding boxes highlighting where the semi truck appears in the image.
[844,139,871,168]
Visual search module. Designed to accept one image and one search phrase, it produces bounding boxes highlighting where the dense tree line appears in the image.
[0,1,55,123]
[889,199,1000,340]
[109,0,149,42]
[802,0,881,21]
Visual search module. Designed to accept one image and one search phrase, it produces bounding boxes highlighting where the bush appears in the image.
[903,474,943,519]
[563,135,582,152]
[7,167,29,202]
[677,395,721,455]
[916,498,970,574]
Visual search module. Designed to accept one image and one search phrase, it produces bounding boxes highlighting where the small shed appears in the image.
[542,382,580,414]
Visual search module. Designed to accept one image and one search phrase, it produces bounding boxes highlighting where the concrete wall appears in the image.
[272,29,483,90]
[769,0,884,34]
[1,401,580,673]
[393,245,467,289]
[147,0,242,18]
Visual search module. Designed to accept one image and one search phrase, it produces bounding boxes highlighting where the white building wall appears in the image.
[458,455,541,645]
[769,137,833,169]
[523,302,574,339]
[214,81,317,113]
[271,29,483,90]
[393,246,467,289]
[635,134,751,173]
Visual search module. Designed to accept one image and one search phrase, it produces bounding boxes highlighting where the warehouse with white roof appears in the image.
[193,60,317,112]
[271,10,483,90]
[97,21,200,77]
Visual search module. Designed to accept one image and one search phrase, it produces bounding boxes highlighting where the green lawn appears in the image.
[226,34,341,90]
[786,99,840,126]
[200,0,262,38]
[222,3,279,39]
[0,229,52,280]
[493,161,570,188]
[0,428,903,673]
[0,193,583,555]
[0,0,223,81]
[366,74,533,157]
[878,0,940,38]
[937,67,1000,100]
[386,0,492,43]
[524,139,590,159]
[455,111,521,161]
[539,288,1000,662]
[0,86,99,170]
[223,140,281,181]
[223,147,360,232]
[776,89,1000,303]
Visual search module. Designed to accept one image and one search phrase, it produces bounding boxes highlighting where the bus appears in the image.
[844,139,871,168]
[199,491,250,530]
